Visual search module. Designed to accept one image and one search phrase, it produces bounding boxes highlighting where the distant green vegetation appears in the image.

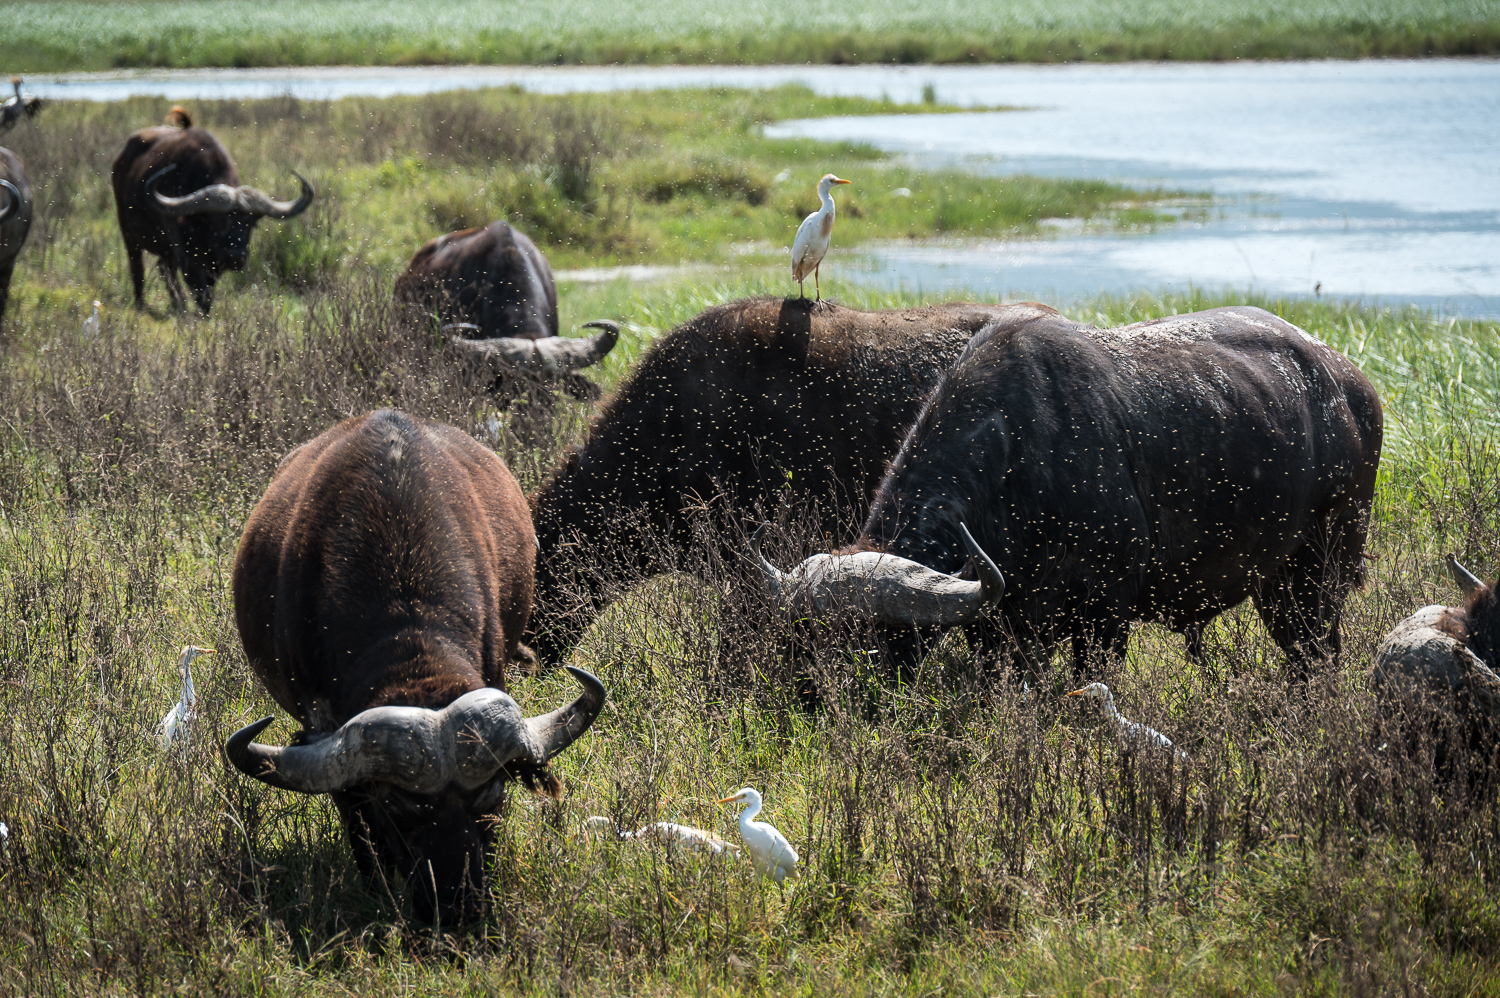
[6,0,1500,71]
[0,87,1174,312]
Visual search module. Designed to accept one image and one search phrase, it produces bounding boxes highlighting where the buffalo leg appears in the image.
[1070,615,1130,679]
[127,247,147,307]
[156,255,187,312]
[1251,517,1363,678]
[184,266,215,315]
[0,260,13,324]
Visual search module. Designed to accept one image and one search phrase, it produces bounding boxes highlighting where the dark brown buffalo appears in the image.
[0,146,31,324]
[397,220,618,404]
[226,409,605,923]
[112,107,313,314]
[757,306,1384,678]
[528,296,1032,664]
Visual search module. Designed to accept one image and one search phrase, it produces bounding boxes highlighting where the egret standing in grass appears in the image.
[82,300,101,338]
[159,645,214,748]
[1067,682,1188,762]
[791,173,851,301]
[719,787,798,885]
[581,816,740,856]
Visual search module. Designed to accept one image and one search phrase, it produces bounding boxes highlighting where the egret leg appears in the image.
[814,264,821,301]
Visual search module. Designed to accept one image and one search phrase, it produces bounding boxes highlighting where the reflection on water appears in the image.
[28,60,1500,315]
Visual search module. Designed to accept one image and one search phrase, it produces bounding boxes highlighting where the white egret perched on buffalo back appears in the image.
[719,787,798,885]
[1067,682,1188,762]
[159,645,214,748]
[581,815,740,856]
[790,174,851,301]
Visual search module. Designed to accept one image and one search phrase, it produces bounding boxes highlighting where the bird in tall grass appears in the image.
[791,173,851,301]
[0,76,43,134]
[581,816,740,856]
[1067,682,1188,762]
[719,787,798,885]
[159,645,214,748]
[81,300,101,338]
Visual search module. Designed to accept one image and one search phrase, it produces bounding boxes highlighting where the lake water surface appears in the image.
[26,61,1500,315]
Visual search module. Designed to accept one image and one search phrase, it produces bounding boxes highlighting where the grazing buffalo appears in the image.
[0,147,31,324]
[112,107,313,314]
[529,295,1030,664]
[397,220,618,404]
[756,306,1384,677]
[226,410,605,923]
[1374,556,1500,754]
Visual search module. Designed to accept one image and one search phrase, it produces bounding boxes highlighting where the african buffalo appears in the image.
[112,106,313,314]
[1374,556,1500,754]
[756,306,1384,677]
[0,147,31,324]
[225,409,605,923]
[397,220,618,404]
[528,296,1030,664]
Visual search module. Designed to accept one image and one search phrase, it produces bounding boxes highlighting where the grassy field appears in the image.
[0,87,1169,313]
[3,89,1500,995]
[6,0,1500,72]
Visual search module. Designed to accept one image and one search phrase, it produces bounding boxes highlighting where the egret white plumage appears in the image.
[159,645,214,748]
[718,787,798,885]
[1068,682,1188,762]
[82,300,101,338]
[581,816,740,856]
[790,174,851,301]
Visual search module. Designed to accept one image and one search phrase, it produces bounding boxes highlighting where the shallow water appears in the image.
[25,61,1500,315]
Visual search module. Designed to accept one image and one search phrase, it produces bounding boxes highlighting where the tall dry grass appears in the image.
[2,268,1500,994]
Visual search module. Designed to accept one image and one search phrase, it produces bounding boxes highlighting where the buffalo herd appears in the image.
[3,97,1492,923]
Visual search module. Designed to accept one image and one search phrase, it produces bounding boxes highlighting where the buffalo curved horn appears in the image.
[149,164,314,219]
[224,666,606,795]
[446,319,620,377]
[752,521,1004,627]
[1446,554,1489,598]
[0,179,18,225]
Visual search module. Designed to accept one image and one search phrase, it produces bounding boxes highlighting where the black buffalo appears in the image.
[226,410,605,923]
[529,296,1034,664]
[112,107,313,314]
[397,220,618,405]
[757,306,1384,677]
[0,146,31,324]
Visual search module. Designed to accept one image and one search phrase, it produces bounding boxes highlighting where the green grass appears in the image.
[6,0,1500,71]
[0,87,1175,306]
[3,87,1500,995]
[3,275,1500,995]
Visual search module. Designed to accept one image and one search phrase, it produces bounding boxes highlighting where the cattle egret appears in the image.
[582,816,740,856]
[160,645,214,748]
[82,300,101,338]
[0,821,8,852]
[1068,682,1188,762]
[791,174,851,301]
[719,787,799,885]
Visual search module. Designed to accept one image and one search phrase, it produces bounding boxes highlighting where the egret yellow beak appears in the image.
[831,177,851,185]
[1065,688,1086,696]
[717,793,742,804]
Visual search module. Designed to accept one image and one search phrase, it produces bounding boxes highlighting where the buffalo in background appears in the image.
[397,220,618,410]
[0,148,31,325]
[528,296,1033,665]
[112,106,313,314]
[0,76,42,324]
[226,409,605,923]
[758,305,1384,679]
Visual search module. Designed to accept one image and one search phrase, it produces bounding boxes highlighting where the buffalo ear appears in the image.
[1446,554,1490,599]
